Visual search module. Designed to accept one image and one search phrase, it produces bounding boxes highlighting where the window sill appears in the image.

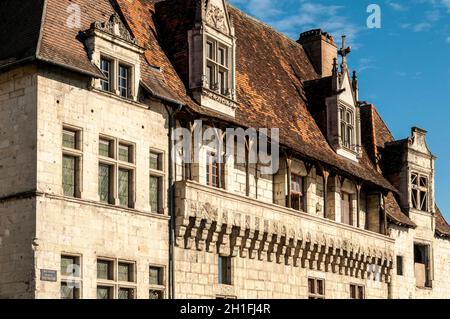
[91,88,147,109]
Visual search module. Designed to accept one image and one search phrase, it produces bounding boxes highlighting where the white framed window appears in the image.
[100,57,113,92]
[205,38,230,96]
[411,172,429,211]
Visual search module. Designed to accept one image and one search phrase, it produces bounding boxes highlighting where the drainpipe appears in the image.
[165,103,183,300]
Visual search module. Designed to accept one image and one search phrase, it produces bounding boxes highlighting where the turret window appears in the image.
[205,38,229,96]
[411,173,428,211]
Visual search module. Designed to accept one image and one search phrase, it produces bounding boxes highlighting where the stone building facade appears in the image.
[0,0,449,299]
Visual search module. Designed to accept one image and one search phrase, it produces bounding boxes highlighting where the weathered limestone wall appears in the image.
[390,224,450,299]
[0,66,37,197]
[175,180,394,299]
[0,198,36,299]
[174,248,388,299]
[31,67,170,298]
[0,66,38,299]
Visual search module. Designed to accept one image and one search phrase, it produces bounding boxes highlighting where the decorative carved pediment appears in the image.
[206,4,227,33]
[90,14,138,45]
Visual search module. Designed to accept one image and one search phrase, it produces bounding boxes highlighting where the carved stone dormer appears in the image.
[325,36,362,162]
[85,13,145,101]
[188,0,237,117]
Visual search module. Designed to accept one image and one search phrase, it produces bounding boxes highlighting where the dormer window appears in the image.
[85,14,144,102]
[188,0,237,117]
[411,172,429,211]
[339,107,354,149]
[205,38,229,96]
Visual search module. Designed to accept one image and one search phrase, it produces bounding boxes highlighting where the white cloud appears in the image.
[413,22,432,31]
[387,1,408,11]
[446,36,450,43]
[230,0,361,46]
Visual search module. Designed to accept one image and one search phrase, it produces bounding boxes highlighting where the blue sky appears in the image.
[229,0,450,219]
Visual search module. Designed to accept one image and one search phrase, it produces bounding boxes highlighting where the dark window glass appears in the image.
[61,255,79,277]
[397,256,404,276]
[98,164,112,204]
[99,139,113,158]
[119,144,132,163]
[118,288,134,299]
[100,58,111,92]
[61,282,80,299]
[118,262,133,282]
[118,169,131,207]
[218,256,232,285]
[149,290,164,299]
[149,267,163,286]
[150,152,162,171]
[150,176,161,213]
[97,286,112,299]
[63,129,77,149]
[118,65,129,98]
[63,155,77,197]
[97,260,113,280]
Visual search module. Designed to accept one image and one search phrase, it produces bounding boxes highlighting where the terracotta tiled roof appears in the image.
[385,192,416,228]
[436,207,450,238]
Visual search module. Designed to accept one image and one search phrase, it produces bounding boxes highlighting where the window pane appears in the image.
[397,256,404,276]
[420,176,428,188]
[308,278,314,294]
[118,169,130,207]
[119,144,131,163]
[219,256,232,285]
[149,267,163,285]
[97,260,112,280]
[118,288,134,299]
[98,164,111,203]
[118,263,132,282]
[150,176,161,213]
[99,139,112,158]
[411,173,418,186]
[149,290,163,299]
[317,280,324,295]
[206,41,213,59]
[150,152,162,171]
[218,47,226,65]
[63,130,77,149]
[100,58,111,92]
[63,156,76,197]
[207,65,214,89]
[350,285,356,299]
[358,286,364,299]
[118,65,129,98]
[97,286,112,299]
[61,256,79,277]
[61,282,80,299]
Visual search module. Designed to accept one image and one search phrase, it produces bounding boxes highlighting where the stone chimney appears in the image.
[298,29,337,78]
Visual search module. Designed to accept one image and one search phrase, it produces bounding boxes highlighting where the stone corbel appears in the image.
[194,219,207,251]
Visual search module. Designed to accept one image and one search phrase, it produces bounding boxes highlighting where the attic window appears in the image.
[411,173,428,212]
[205,38,230,97]
[118,64,131,98]
[339,107,354,149]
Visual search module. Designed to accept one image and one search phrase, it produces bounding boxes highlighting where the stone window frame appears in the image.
[288,173,306,212]
[62,124,83,198]
[410,171,429,212]
[413,241,433,289]
[98,135,136,208]
[396,255,404,276]
[218,255,233,286]
[339,104,355,151]
[308,277,325,299]
[149,264,166,299]
[205,36,231,97]
[149,149,166,214]
[206,150,226,190]
[96,257,137,299]
[60,253,82,299]
[98,53,135,101]
[349,283,365,299]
